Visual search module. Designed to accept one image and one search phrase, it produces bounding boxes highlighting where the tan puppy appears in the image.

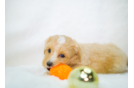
[42,35,128,74]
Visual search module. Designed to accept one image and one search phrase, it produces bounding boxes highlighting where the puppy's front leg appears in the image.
[44,71,50,75]
[43,68,50,75]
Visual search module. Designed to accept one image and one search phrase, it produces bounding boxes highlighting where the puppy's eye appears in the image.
[48,49,51,53]
[59,54,65,58]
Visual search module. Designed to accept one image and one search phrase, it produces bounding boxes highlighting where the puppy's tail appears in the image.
[124,53,128,67]
[123,57,128,73]
[127,57,128,67]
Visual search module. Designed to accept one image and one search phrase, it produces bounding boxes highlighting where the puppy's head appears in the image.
[42,35,81,71]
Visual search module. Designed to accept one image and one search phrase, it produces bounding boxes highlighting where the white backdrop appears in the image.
[5,0,128,88]
[5,0,128,67]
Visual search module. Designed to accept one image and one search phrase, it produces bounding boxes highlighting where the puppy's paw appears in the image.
[44,71,50,75]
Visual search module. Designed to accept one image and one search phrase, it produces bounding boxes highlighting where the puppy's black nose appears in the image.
[47,61,53,66]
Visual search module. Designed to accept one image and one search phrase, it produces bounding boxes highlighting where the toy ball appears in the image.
[68,66,98,88]
[50,63,72,80]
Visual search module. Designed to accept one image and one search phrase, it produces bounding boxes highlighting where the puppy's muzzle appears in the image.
[47,61,53,66]
[46,61,53,71]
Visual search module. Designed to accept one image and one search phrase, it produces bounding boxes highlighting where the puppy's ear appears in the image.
[74,45,81,62]
[67,45,81,66]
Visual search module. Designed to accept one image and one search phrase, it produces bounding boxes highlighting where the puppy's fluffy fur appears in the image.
[42,35,128,73]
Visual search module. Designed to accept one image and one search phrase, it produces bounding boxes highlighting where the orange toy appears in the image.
[50,63,72,80]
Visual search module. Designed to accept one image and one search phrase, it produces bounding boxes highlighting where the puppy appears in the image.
[42,35,128,74]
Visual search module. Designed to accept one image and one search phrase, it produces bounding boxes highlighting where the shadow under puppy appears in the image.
[42,35,128,74]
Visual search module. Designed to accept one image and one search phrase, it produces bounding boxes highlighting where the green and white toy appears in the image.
[68,66,98,88]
